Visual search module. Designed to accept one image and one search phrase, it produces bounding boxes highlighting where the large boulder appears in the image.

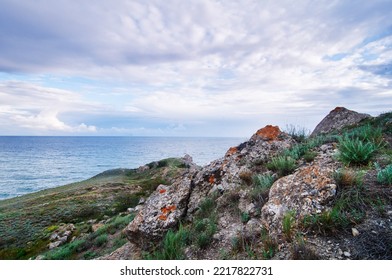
[311,107,371,137]
[261,143,341,239]
[124,174,193,248]
[186,125,295,215]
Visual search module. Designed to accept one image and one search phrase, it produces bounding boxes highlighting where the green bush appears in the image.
[94,234,108,247]
[303,151,317,162]
[376,164,392,185]
[240,212,250,223]
[337,136,379,165]
[266,156,297,177]
[253,174,275,190]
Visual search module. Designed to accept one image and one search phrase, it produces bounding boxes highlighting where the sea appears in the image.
[0,136,244,200]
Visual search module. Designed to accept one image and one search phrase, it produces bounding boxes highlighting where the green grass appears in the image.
[260,229,278,260]
[94,234,108,247]
[145,225,189,260]
[282,211,296,241]
[266,156,297,177]
[337,136,379,166]
[376,164,392,185]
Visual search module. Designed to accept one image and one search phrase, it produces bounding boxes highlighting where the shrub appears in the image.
[337,136,379,165]
[303,151,317,162]
[266,156,297,177]
[94,234,108,247]
[376,164,392,185]
[253,174,275,190]
[333,168,364,188]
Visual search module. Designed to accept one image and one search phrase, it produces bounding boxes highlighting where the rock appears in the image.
[48,241,62,250]
[344,251,351,257]
[261,144,340,239]
[187,125,294,215]
[49,233,58,241]
[124,176,193,247]
[311,107,371,137]
[92,223,105,232]
[352,228,360,237]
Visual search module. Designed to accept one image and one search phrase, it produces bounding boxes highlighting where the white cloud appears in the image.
[0,0,392,136]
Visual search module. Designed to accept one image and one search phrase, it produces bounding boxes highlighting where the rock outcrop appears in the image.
[310,107,371,137]
[261,143,341,239]
[124,175,193,247]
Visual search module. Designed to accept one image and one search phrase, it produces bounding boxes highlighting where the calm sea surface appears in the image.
[0,136,244,200]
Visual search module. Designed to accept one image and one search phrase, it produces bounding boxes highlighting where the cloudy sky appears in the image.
[0,0,391,136]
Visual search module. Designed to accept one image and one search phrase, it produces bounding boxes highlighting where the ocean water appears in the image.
[0,136,244,200]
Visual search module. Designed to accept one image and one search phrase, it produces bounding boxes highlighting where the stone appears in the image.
[352,228,360,237]
[48,241,62,250]
[124,176,193,247]
[343,251,351,257]
[311,107,371,137]
[92,223,105,232]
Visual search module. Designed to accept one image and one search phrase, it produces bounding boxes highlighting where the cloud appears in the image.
[0,1,392,136]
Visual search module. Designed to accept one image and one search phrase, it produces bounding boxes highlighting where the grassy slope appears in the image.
[0,158,189,259]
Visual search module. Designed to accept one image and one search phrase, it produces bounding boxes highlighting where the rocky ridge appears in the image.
[111,108,392,260]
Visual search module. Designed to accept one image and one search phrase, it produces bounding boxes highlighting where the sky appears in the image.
[0,0,391,137]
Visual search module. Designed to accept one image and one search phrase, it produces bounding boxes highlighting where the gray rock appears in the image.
[124,176,193,246]
[311,107,371,137]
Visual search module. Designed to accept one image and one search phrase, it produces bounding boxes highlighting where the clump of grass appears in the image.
[333,168,364,188]
[285,124,309,143]
[146,225,189,260]
[251,174,275,206]
[376,164,392,185]
[240,212,250,223]
[191,196,218,249]
[260,229,278,260]
[337,136,379,166]
[282,211,296,241]
[266,156,297,177]
[301,185,368,235]
[303,151,317,162]
[347,124,384,146]
[291,235,319,260]
[94,233,108,247]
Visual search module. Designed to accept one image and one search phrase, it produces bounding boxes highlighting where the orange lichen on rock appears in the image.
[209,175,215,185]
[255,125,281,141]
[159,189,166,194]
[225,146,238,156]
[158,214,167,221]
[160,205,177,215]
[331,106,345,112]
